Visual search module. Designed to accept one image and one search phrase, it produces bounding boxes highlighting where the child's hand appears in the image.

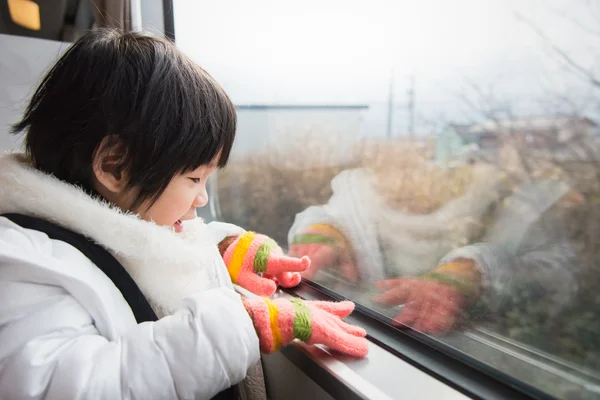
[219,232,310,297]
[372,259,482,335]
[243,297,368,358]
[289,224,358,283]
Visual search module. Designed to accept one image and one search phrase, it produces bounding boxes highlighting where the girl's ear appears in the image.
[92,136,128,194]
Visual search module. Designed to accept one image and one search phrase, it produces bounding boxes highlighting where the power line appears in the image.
[386,68,394,139]
[407,74,416,139]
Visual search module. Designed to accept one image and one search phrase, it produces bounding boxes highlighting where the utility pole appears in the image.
[386,68,394,139]
[407,74,415,140]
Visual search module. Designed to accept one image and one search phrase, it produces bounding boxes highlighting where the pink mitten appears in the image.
[243,297,369,358]
[289,224,358,283]
[373,259,481,334]
[219,232,310,297]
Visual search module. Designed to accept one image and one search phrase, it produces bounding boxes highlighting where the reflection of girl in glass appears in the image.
[289,154,583,334]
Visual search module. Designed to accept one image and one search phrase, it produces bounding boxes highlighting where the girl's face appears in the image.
[92,145,219,232]
[139,161,217,232]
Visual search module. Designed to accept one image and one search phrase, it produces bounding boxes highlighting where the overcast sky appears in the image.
[173,0,600,133]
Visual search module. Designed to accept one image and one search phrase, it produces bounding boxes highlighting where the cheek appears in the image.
[139,192,191,226]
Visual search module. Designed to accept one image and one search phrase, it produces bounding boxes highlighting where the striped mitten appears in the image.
[373,259,482,334]
[243,297,369,358]
[219,232,310,297]
[289,224,357,282]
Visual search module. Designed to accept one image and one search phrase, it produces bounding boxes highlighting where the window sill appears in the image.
[277,282,555,400]
[277,333,469,400]
[237,282,468,400]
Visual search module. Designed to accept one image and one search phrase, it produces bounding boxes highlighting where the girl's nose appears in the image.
[192,191,208,208]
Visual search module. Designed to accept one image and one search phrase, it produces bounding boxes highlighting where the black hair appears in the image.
[12,28,236,209]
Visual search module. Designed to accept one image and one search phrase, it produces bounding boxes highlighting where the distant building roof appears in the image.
[235,104,370,111]
[467,115,597,134]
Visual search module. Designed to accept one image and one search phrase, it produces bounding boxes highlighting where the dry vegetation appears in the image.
[216,133,600,378]
[218,136,484,244]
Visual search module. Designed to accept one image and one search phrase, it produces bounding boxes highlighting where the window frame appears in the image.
[286,281,557,400]
[163,2,593,397]
[162,0,175,41]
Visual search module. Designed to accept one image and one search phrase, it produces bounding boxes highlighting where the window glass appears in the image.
[175,1,600,398]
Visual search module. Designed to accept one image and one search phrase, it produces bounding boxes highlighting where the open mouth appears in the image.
[173,219,183,233]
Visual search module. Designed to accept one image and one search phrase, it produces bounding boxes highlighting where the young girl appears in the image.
[0,29,367,399]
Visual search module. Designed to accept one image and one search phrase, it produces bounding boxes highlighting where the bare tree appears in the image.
[513,10,600,90]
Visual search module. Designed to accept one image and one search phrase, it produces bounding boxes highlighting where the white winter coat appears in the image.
[0,153,260,399]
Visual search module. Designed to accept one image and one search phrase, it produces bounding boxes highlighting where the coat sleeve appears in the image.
[287,169,387,282]
[439,181,579,313]
[205,221,246,244]
[439,240,578,314]
[0,277,260,399]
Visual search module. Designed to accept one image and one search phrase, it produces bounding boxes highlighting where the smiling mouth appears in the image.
[173,219,183,233]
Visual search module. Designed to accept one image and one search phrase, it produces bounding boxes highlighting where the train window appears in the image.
[174,1,600,398]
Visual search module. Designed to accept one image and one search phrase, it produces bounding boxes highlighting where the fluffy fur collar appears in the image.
[0,153,231,317]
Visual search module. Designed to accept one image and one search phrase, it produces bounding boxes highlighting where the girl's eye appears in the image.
[190,178,201,184]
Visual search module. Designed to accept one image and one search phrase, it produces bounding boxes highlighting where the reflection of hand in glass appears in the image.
[373,259,482,334]
[288,224,358,283]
